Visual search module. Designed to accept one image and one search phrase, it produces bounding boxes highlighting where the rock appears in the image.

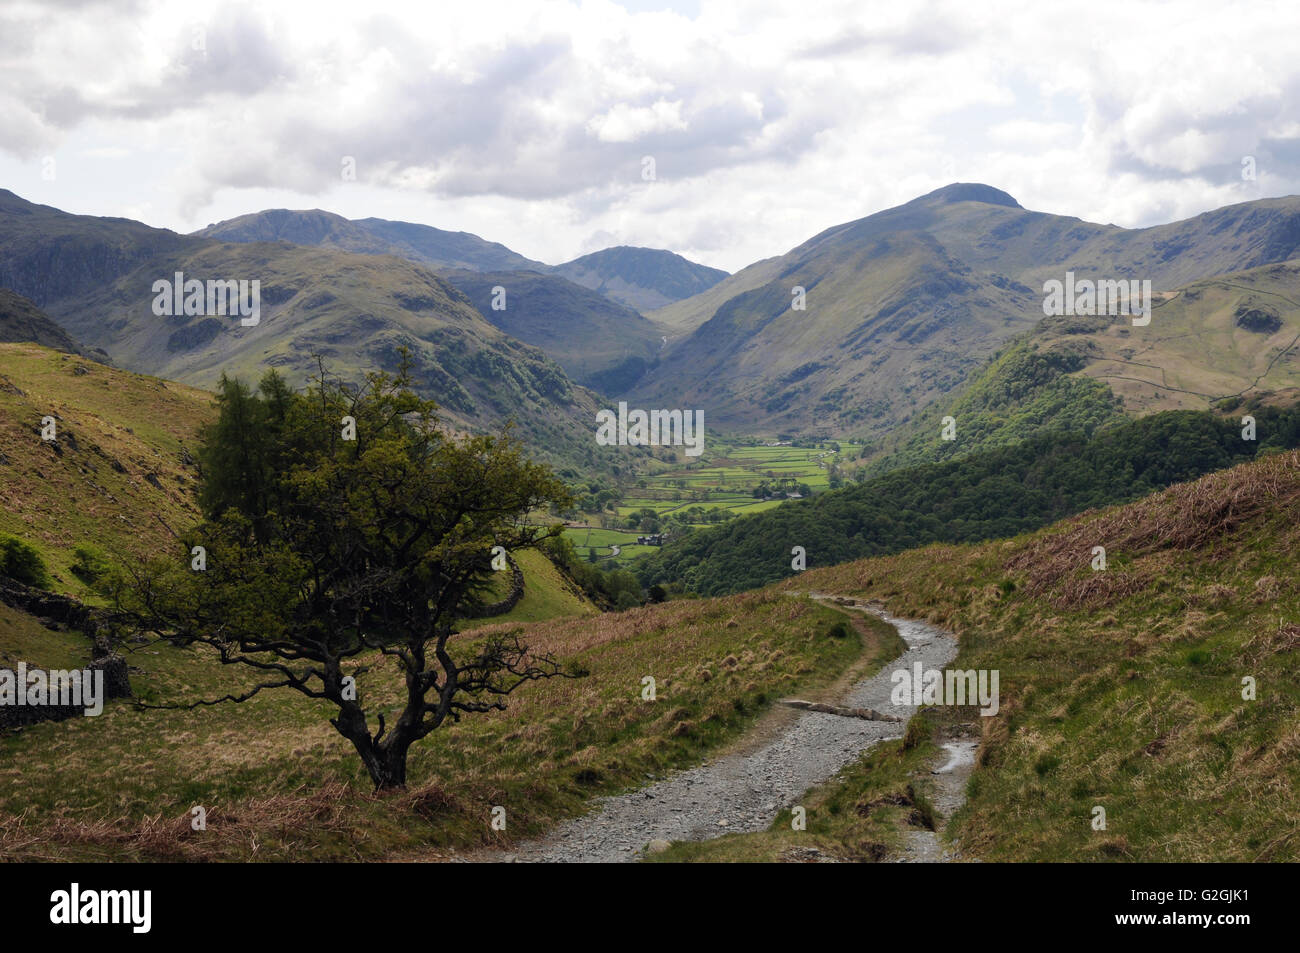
[644,839,672,855]
[89,653,132,699]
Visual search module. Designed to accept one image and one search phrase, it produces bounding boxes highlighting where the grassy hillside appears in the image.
[639,403,1300,597]
[458,548,598,630]
[0,601,91,671]
[0,342,212,599]
[647,254,785,335]
[0,586,866,861]
[0,343,607,622]
[867,258,1300,475]
[1047,260,1300,414]
[774,450,1300,861]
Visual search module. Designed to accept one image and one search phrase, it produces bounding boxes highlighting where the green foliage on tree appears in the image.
[542,534,645,610]
[112,355,578,789]
[70,544,111,585]
[0,535,52,589]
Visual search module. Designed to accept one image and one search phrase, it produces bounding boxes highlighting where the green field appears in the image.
[574,440,863,565]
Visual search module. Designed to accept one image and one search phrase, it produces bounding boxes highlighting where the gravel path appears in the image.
[482,596,958,863]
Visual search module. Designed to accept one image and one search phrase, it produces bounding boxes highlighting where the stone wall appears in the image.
[462,554,526,619]
[0,572,132,732]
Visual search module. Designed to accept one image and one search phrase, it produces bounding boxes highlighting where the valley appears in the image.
[3,180,1300,870]
[561,438,858,566]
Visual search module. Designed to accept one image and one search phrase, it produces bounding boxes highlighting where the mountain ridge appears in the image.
[632,183,1300,437]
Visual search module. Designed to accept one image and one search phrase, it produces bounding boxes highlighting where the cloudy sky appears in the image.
[2,0,1298,272]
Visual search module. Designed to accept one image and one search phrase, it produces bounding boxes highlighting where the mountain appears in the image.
[352,217,548,273]
[0,188,190,305]
[551,246,728,312]
[195,209,548,273]
[193,211,706,392]
[0,288,84,354]
[197,211,728,315]
[633,183,1300,438]
[192,208,396,256]
[0,191,628,478]
[53,243,616,476]
[442,268,664,392]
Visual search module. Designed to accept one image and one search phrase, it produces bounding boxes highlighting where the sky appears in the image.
[2,0,1298,272]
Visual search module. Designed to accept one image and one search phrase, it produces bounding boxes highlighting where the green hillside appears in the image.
[868,257,1300,475]
[0,342,213,599]
[772,449,1300,861]
[0,343,605,619]
[458,548,598,629]
[638,403,1300,597]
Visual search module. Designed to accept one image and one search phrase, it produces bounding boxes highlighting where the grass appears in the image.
[574,440,859,564]
[457,548,596,629]
[777,449,1300,861]
[0,603,88,671]
[0,343,213,601]
[0,588,864,861]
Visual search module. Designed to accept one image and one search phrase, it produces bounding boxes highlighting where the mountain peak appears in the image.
[918,183,1022,209]
[552,245,728,312]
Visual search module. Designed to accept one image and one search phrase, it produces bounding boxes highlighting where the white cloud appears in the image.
[588,99,688,142]
[0,0,1298,272]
